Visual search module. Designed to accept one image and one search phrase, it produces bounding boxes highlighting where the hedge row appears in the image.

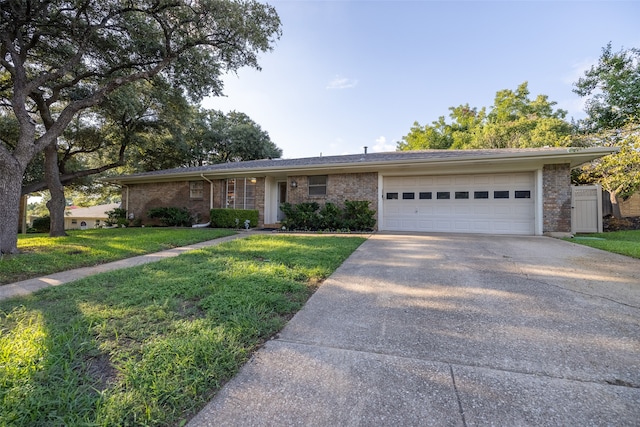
[280,201,376,232]
[209,209,258,228]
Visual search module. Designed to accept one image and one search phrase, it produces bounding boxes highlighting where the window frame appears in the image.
[308,175,328,196]
[190,181,204,200]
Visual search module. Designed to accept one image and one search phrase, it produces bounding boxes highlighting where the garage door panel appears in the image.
[473,205,491,216]
[455,176,471,185]
[383,173,535,235]
[454,205,473,215]
[474,176,491,185]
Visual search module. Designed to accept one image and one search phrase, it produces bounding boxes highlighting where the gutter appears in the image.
[201,174,214,210]
[192,174,213,228]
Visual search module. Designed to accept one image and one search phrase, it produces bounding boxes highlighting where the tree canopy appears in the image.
[0,0,282,254]
[397,82,573,151]
[573,43,640,132]
[572,44,640,216]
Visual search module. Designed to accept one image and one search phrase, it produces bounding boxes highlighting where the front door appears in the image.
[277,182,287,221]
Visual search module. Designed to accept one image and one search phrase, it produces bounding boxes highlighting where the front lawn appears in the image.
[0,228,236,285]
[568,229,640,259]
[0,235,365,426]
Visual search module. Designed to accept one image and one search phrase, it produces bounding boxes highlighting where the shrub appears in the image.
[281,201,376,232]
[343,200,376,231]
[147,207,193,227]
[105,207,128,227]
[318,202,343,230]
[31,216,50,233]
[281,202,320,231]
[210,209,258,228]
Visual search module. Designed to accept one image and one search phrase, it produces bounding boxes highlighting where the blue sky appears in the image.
[201,0,640,159]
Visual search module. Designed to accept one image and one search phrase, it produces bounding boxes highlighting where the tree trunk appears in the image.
[610,191,622,219]
[44,143,68,237]
[0,160,25,254]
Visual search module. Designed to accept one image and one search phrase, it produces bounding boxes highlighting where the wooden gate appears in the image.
[571,185,602,233]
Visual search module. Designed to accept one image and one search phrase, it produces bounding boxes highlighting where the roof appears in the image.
[65,203,120,219]
[112,147,619,184]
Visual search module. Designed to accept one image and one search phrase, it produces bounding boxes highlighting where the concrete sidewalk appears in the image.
[188,233,640,426]
[0,231,257,301]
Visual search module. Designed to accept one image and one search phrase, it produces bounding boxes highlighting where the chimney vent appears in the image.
[364,146,368,154]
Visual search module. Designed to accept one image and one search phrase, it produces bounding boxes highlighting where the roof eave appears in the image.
[110,147,619,184]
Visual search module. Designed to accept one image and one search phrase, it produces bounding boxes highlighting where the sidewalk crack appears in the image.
[449,364,467,427]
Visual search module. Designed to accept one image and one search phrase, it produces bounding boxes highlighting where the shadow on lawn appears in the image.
[0,236,364,426]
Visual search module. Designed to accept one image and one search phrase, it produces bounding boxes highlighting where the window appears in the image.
[515,190,531,199]
[419,192,432,200]
[455,191,469,199]
[71,219,77,224]
[308,175,327,196]
[386,192,398,200]
[474,191,489,199]
[437,192,450,200]
[190,181,204,199]
[402,192,415,200]
[224,178,256,209]
[494,191,509,199]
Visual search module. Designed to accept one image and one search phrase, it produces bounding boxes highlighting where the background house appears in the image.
[112,148,617,236]
[64,203,120,230]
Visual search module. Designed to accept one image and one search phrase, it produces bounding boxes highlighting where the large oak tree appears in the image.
[0,0,281,254]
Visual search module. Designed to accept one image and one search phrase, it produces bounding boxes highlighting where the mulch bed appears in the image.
[603,216,640,232]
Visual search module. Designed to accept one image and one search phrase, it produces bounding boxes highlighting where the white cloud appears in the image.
[371,136,397,153]
[326,75,358,90]
[563,57,595,85]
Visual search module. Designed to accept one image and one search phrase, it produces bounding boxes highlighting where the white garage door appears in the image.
[382,173,535,235]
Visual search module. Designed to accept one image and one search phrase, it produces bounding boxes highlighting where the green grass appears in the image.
[0,235,365,426]
[568,229,640,259]
[0,228,237,285]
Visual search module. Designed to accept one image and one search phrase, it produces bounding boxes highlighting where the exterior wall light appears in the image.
[290,180,297,188]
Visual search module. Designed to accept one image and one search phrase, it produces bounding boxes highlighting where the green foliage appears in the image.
[280,202,321,231]
[397,82,572,151]
[186,110,283,167]
[573,43,640,132]
[573,125,640,199]
[147,207,194,227]
[281,201,376,232]
[1,228,235,284]
[31,216,50,233]
[343,200,377,231]
[209,209,259,228]
[105,208,128,227]
[318,202,343,230]
[0,235,364,426]
[571,45,640,214]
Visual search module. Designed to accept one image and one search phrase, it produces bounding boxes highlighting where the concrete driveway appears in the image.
[188,233,640,426]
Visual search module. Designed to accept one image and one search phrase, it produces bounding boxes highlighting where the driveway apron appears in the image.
[188,233,640,426]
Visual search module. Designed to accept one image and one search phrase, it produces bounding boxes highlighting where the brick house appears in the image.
[112,147,617,236]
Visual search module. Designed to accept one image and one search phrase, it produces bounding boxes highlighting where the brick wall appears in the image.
[286,172,379,228]
[123,178,267,227]
[543,164,571,233]
[123,180,212,225]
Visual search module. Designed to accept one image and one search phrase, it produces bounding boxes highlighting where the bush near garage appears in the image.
[280,201,376,232]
